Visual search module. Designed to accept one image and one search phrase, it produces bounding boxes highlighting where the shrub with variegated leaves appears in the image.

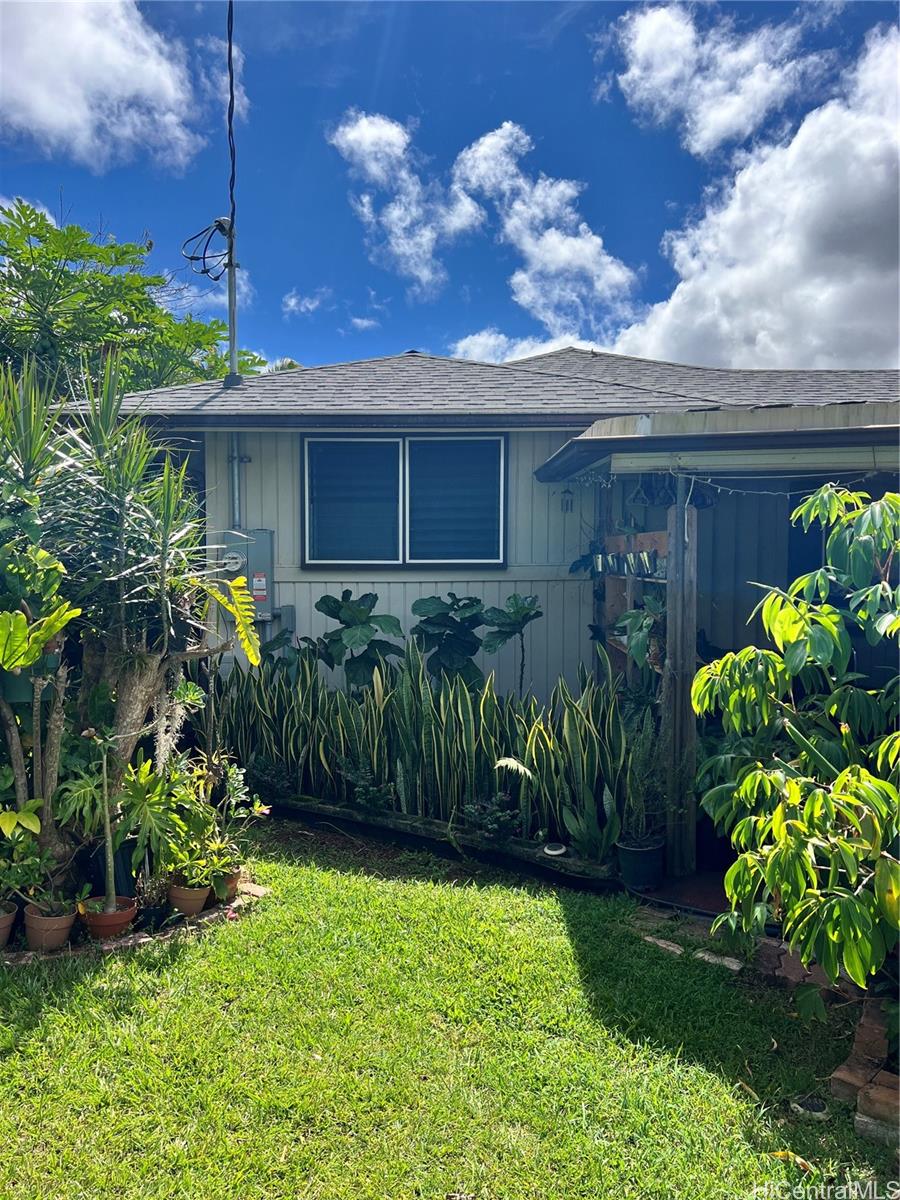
[692,484,899,995]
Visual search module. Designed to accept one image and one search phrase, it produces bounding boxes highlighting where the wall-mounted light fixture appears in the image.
[560,487,574,513]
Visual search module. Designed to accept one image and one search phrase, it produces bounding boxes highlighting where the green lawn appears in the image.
[0,823,891,1199]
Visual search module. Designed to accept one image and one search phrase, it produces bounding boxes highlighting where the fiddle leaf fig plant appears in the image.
[303,590,403,688]
[692,484,900,991]
[410,592,485,687]
[482,594,543,695]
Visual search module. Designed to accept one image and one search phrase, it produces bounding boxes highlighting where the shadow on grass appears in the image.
[0,931,190,1058]
[255,819,859,1101]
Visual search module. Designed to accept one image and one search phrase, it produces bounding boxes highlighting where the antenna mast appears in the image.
[223,0,239,386]
[181,0,241,388]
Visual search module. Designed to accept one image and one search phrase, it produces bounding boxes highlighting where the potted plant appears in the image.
[134,871,171,932]
[166,843,213,915]
[207,839,243,902]
[616,709,666,891]
[64,739,137,940]
[615,594,667,673]
[0,829,49,948]
[198,757,268,901]
[24,879,86,952]
[0,892,15,948]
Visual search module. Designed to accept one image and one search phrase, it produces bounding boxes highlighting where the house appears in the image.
[123,347,898,706]
[124,346,897,874]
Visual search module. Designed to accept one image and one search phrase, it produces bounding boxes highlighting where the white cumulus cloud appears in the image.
[328,110,483,297]
[608,4,832,157]
[0,2,248,171]
[451,329,603,363]
[0,1,199,169]
[330,114,634,336]
[452,122,635,338]
[194,36,250,123]
[282,287,332,318]
[614,26,900,367]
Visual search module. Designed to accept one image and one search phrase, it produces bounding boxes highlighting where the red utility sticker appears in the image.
[251,573,267,602]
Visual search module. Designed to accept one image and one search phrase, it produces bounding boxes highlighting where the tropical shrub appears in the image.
[692,484,899,990]
[410,593,486,687]
[0,198,264,389]
[200,641,626,859]
[300,590,403,687]
[0,361,260,863]
[481,593,543,695]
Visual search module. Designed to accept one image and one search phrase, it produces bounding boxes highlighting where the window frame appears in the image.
[301,433,507,570]
[404,435,505,566]
[303,436,404,567]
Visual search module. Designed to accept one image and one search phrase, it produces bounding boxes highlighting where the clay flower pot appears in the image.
[0,901,17,949]
[81,897,137,941]
[221,871,241,903]
[168,883,210,916]
[24,903,76,952]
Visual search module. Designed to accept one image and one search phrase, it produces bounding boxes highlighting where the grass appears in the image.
[0,822,892,1199]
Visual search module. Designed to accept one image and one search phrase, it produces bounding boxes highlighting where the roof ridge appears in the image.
[516,345,898,376]
[493,356,730,408]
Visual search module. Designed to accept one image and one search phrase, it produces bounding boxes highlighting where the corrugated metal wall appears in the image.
[204,429,597,698]
[696,488,791,653]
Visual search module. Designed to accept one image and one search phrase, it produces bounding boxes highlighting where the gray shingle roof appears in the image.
[120,350,728,426]
[515,347,898,407]
[120,347,898,427]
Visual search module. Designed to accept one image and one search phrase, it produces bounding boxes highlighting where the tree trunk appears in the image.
[108,653,167,788]
[31,675,48,801]
[38,662,71,860]
[0,696,28,809]
[75,634,105,733]
[101,751,116,913]
[42,663,69,805]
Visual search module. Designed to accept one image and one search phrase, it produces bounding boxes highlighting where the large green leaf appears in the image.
[0,601,80,671]
[369,614,403,637]
[341,623,377,651]
[411,596,452,618]
[197,576,261,666]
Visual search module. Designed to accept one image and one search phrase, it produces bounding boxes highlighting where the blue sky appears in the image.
[1,1,898,368]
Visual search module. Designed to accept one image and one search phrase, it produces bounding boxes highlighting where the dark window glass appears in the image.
[307,440,400,562]
[407,438,502,562]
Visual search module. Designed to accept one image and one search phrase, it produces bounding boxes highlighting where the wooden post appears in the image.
[663,475,698,877]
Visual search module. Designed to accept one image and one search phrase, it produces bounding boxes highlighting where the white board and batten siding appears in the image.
[204,429,596,699]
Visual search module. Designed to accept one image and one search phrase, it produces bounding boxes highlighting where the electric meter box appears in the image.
[219,528,275,623]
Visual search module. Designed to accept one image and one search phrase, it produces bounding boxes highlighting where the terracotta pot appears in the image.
[0,901,17,949]
[222,872,240,903]
[81,897,137,941]
[24,903,76,952]
[168,883,210,916]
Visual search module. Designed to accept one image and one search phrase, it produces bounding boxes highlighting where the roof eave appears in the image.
[125,409,607,431]
[534,424,900,482]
